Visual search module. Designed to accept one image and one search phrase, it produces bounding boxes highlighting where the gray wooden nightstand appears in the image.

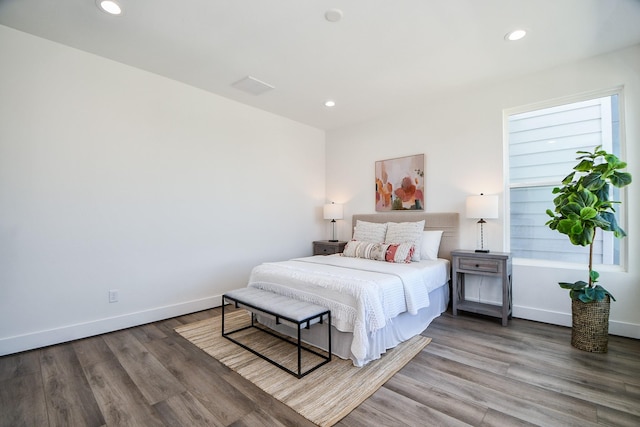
[451,249,512,326]
[313,240,347,255]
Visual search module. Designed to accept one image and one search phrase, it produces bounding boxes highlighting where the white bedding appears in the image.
[247,254,449,365]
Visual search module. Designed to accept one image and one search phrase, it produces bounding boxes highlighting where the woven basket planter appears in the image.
[571,296,610,353]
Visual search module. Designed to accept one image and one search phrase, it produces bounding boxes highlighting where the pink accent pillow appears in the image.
[385,243,414,263]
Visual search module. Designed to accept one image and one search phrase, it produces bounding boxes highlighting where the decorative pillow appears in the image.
[342,241,387,260]
[342,241,414,263]
[353,220,387,243]
[384,243,414,263]
[421,230,444,260]
[384,220,425,261]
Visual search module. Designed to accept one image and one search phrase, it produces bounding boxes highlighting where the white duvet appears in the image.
[247,255,449,363]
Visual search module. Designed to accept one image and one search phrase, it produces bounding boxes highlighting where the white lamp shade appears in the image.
[323,203,343,220]
[466,194,499,219]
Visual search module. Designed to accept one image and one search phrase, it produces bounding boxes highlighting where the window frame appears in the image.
[503,86,629,271]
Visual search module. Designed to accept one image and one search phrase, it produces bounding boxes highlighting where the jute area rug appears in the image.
[175,310,431,427]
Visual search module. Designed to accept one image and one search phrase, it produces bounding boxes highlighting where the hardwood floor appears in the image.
[1,308,639,426]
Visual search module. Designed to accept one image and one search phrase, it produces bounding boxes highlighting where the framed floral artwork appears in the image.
[375,154,424,211]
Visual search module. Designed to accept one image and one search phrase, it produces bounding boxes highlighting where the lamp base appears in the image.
[328,239,339,242]
[475,249,490,253]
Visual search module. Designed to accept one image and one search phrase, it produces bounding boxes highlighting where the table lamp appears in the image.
[466,193,499,252]
[323,202,343,242]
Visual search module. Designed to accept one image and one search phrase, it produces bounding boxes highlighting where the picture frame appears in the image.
[375,154,424,211]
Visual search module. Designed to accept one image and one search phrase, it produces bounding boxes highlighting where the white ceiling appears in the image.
[2,0,640,130]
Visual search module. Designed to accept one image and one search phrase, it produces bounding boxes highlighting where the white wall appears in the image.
[326,44,640,338]
[0,26,326,355]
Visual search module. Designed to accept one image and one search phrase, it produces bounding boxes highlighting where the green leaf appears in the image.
[574,189,597,207]
[605,153,623,167]
[590,270,600,283]
[560,202,582,217]
[559,281,588,290]
[574,159,593,172]
[584,287,596,300]
[600,212,626,238]
[557,219,576,234]
[582,172,605,191]
[561,172,576,185]
[579,206,597,220]
[572,227,594,246]
[578,293,591,303]
[610,171,632,187]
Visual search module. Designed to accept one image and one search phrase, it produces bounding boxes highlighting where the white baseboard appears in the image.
[513,305,640,339]
[513,305,572,327]
[4,298,637,356]
[0,295,223,356]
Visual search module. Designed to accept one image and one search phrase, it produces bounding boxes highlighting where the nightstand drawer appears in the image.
[313,240,346,255]
[314,244,336,255]
[457,257,501,273]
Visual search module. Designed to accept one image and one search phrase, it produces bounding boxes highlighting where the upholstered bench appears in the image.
[222,287,331,378]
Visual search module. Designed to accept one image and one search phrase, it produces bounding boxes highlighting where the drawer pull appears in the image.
[476,264,480,268]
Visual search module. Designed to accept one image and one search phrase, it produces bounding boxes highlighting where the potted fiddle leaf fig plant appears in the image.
[545,145,632,352]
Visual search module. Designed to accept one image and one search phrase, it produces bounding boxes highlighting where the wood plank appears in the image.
[596,403,640,427]
[143,334,255,425]
[0,350,41,382]
[72,335,117,369]
[480,408,540,427]
[178,308,218,324]
[417,349,600,421]
[401,352,601,426]
[229,406,291,427]
[40,345,105,427]
[421,341,510,375]
[83,359,165,426]
[128,323,167,344]
[385,371,487,425]
[506,363,640,417]
[336,399,414,427]
[362,385,471,426]
[217,367,317,427]
[102,329,186,405]
[429,314,639,389]
[0,373,49,427]
[153,391,224,426]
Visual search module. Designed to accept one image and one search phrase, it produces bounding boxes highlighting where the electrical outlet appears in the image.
[109,289,119,303]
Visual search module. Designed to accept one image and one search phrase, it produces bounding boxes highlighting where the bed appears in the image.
[247,212,459,367]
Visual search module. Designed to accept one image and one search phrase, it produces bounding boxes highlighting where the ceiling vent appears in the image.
[231,76,275,95]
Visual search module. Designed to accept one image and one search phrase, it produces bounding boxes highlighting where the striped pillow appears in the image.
[342,241,414,263]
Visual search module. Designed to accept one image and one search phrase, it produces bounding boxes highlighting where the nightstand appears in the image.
[313,240,347,255]
[451,250,512,326]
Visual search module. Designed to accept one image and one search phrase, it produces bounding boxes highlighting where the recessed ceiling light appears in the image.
[505,29,527,41]
[97,0,122,15]
[324,100,336,107]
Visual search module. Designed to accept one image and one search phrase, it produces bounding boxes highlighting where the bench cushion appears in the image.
[224,287,328,323]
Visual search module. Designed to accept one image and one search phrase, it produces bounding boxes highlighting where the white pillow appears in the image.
[385,220,425,261]
[353,220,387,243]
[421,230,443,260]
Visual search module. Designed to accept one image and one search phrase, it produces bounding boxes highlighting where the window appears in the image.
[507,92,623,265]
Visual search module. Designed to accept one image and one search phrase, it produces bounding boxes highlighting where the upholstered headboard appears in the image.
[351,212,459,261]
